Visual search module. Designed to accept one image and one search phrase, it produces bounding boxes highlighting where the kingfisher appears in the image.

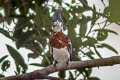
[49,10,72,66]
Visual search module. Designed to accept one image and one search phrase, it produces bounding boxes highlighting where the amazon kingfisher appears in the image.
[49,10,72,66]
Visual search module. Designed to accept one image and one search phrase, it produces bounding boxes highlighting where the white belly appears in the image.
[53,47,70,63]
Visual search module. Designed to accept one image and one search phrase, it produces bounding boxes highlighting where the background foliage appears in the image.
[0,0,120,79]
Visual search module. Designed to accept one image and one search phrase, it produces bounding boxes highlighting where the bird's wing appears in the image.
[49,45,53,59]
[67,37,72,61]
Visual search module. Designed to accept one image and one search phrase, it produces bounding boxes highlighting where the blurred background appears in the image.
[0,0,120,80]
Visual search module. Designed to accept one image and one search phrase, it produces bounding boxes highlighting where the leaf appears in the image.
[0,55,8,64]
[76,68,85,76]
[62,8,70,25]
[101,0,105,6]
[72,0,75,3]
[109,0,120,22]
[54,0,61,5]
[13,18,27,39]
[29,63,44,67]
[80,23,87,38]
[93,46,102,58]
[7,18,12,25]
[97,31,108,41]
[15,62,21,75]
[34,4,50,29]
[102,43,118,54]
[105,29,118,35]
[69,71,74,80]
[91,5,97,25]
[1,60,10,72]
[94,29,117,41]
[14,71,18,75]
[6,44,28,72]
[0,74,5,77]
[0,28,12,40]
[86,51,95,59]
[58,70,66,78]
[17,31,36,48]
[94,29,118,35]
[89,77,100,80]
[87,68,92,77]
[103,7,110,16]
[79,0,88,6]
[34,4,43,27]
[28,53,40,60]
[98,43,118,54]
[68,19,78,48]
[83,36,97,46]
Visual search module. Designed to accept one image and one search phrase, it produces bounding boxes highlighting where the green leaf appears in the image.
[72,0,75,3]
[0,55,8,64]
[7,18,12,25]
[109,0,120,22]
[13,18,27,40]
[17,31,36,48]
[76,69,85,76]
[1,60,10,72]
[101,0,105,6]
[86,51,95,59]
[94,29,117,41]
[98,43,118,54]
[68,19,78,48]
[62,8,70,26]
[69,71,74,80]
[93,46,102,58]
[28,53,40,60]
[89,77,100,80]
[103,7,110,16]
[34,4,50,29]
[15,62,21,75]
[105,29,118,35]
[14,71,18,75]
[6,44,28,72]
[83,36,97,46]
[0,28,12,40]
[84,69,91,78]
[29,63,44,67]
[79,0,88,6]
[80,23,87,38]
[97,31,108,41]
[91,5,97,25]
[87,68,92,77]
[58,70,66,78]
[94,29,118,35]
[0,74,5,77]
[54,0,61,4]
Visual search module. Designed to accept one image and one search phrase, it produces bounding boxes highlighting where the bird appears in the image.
[49,10,72,66]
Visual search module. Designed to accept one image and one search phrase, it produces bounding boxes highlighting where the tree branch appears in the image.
[1,56,120,80]
[0,15,33,23]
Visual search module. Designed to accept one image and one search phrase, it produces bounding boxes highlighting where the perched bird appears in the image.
[49,10,72,66]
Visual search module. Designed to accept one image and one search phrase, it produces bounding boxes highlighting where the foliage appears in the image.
[0,0,119,79]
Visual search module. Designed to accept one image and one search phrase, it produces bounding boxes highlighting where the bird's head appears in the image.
[51,10,63,32]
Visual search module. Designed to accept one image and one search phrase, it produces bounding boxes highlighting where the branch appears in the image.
[0,15,33,23]
[1,56,120,80]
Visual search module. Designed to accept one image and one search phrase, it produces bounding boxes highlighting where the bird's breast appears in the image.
[52,47,70,63]
[49,32,68,48]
